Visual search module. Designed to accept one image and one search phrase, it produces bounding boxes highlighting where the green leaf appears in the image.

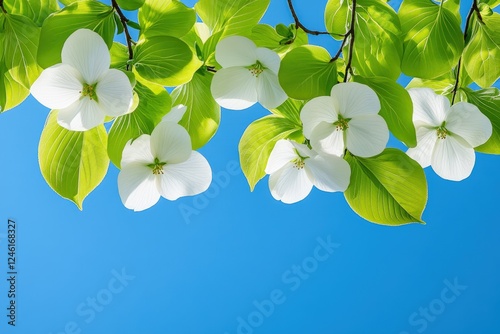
[345,148,427,226]
[116,0,145,11]
[239,116,302,190]
[250,24,308,56]
[2,13,42,88]
[483,0,499,9]
[406,72,455,95]
[269,98,305,127]
[195,0,269,39]
[463,88,500,154]
[354,76,416,147]
[38,110,109,209]
[350,0,403,80]
[278,45,337,100]
[133,36,202,86]
[463,12,500,88]
[37,0,116,68]
[139,0,195,38]
[0,62,29,113]
[108,79,172,168]
[110,42,129,71]
[324,0,351,40]
[4,0,59,26]
[171,71,220,150]
[399,0,464,79]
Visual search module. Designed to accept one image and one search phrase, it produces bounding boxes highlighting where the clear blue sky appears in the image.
[0,0,499,333]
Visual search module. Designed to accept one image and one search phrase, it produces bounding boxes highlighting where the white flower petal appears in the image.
[300,96,339,138]
[268,164,313,204]
[265,139,299,175]
[306,154,351,192]
[95,69,133,116]
[406,127,437,168]
[150,122,192,164]
[57,98,105,131]
[211,67,258,110]
[61,29,110,84]
[446,102,493,147]
[310,121,345,157]
[331,82,380,118]
[162,105,188,124]
[256,47,281,73]
[118,163,160,212]
[256,70,288,109]
[158,151,212,200]
[408,88,449,127]
[121,135,154,168]
[215,36,258,67]
[30,64,83,109]
[346,115,389,157]
[431,135,475,181]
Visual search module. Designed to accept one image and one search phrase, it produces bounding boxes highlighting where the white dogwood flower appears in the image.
[265,139,351,204]
[211,36,288,110]
[31,29,133,131]
[118,121,212,212]
[407,88,492,181]
[300,82,389,158]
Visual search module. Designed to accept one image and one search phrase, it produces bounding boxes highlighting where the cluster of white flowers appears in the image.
[30,31,493,210]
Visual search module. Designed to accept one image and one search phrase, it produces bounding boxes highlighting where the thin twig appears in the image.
[0,0,7,13]
[451,0,481,104]
[111,0,134,71]
[343,0,357,82]
[287,0,332,36]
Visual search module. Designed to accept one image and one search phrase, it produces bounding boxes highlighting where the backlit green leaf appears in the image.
[239,116,302,190]
[133,36,202,86]
[345,148,427,226]
[171,70,220,150]
[399,0,463,79]
[139,0,195,38]
[278,45,337,100]
[39,110,109,209]
[37,0,116,68]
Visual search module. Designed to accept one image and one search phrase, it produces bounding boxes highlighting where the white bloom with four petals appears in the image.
[118,120,212,212]
[300,82,389,158]
[31,29,133,131]
[211,36,288,110]
[406,88,492,181]
[265,139,351,204]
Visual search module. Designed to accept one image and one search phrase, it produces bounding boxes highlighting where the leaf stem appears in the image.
[343,0,357,82]
[111,0,134,71]
[0,0,7,13]
[451,0,481,104]
[287,0,333,36]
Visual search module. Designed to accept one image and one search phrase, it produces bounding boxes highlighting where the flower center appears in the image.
[291,149,308,169]
[80,83,98,101]
[247,61,265,77]
[333,115,351,131]
[148,158,166,175]
[437,122,449,140]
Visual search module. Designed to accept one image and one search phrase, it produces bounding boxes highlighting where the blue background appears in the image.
[1,0,499,333]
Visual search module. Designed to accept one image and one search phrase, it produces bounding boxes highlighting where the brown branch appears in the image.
[451,0,481,104]
[287,0,333,36]
[111,0,134,71]
[343,0,357,82]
